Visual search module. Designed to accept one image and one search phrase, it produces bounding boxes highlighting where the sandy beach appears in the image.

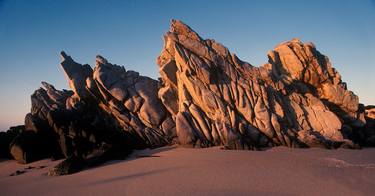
[1,146,375,196]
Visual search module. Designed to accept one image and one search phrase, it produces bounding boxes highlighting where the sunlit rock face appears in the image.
[6,20,375,174]
[157,20,366,149]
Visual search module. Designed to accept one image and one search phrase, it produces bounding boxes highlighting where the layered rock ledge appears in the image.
[3,20,374,175]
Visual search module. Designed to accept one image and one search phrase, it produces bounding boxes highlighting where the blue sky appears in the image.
[0,0,374,130]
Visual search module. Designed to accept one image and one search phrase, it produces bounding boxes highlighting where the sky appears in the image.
[0,0,374,131]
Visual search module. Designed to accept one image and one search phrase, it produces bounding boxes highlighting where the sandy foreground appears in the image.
[1,146,375,196]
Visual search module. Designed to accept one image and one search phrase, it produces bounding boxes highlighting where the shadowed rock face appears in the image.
[0,126,24,159]
[5,20,374,174]
[363,106,375,145]
[9,53,176,170]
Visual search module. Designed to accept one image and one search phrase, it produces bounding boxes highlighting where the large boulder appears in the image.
[0,126,24,159]
[10,130,49,164]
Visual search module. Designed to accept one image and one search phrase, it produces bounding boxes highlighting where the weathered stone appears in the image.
[175,112,196,146]
[157,19,370,149]
[158,86,178,115]
[48,155,85,176]
[60,51,93,100]
[0,126,24,159]
[10,131,49,164]
[4,19,375,175]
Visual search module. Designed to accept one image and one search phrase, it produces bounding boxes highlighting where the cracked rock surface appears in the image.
[5,20,374,174]
[157,20,369,149]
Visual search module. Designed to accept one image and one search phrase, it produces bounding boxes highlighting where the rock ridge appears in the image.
[2,19,373,175]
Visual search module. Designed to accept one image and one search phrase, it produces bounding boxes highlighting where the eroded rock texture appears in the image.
[157,20,368,149]
[6,20,374,174]
[9,52,175,173]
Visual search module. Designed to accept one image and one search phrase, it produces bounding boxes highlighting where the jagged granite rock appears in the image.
[6,19,375,174]
[91,55,175,146]
[157,20,366,149]
[9,52,175,174]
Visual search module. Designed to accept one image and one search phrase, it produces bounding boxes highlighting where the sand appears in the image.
[1,146,375,196]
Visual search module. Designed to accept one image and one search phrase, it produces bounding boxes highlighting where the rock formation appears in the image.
[9,51,176,173]
[157,20,367,149]
[3,20,374,175]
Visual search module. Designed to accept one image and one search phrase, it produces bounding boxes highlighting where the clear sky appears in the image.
[0,0,374,131]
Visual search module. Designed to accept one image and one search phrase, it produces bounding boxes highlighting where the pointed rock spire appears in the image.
[59,51,93,99]
[95,55,109,67]
[169,19,202,41]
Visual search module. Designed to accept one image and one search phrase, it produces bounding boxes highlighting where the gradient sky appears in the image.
[0,0,374,131]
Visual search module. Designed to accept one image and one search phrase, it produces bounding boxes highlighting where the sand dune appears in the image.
[1,146,375,196]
